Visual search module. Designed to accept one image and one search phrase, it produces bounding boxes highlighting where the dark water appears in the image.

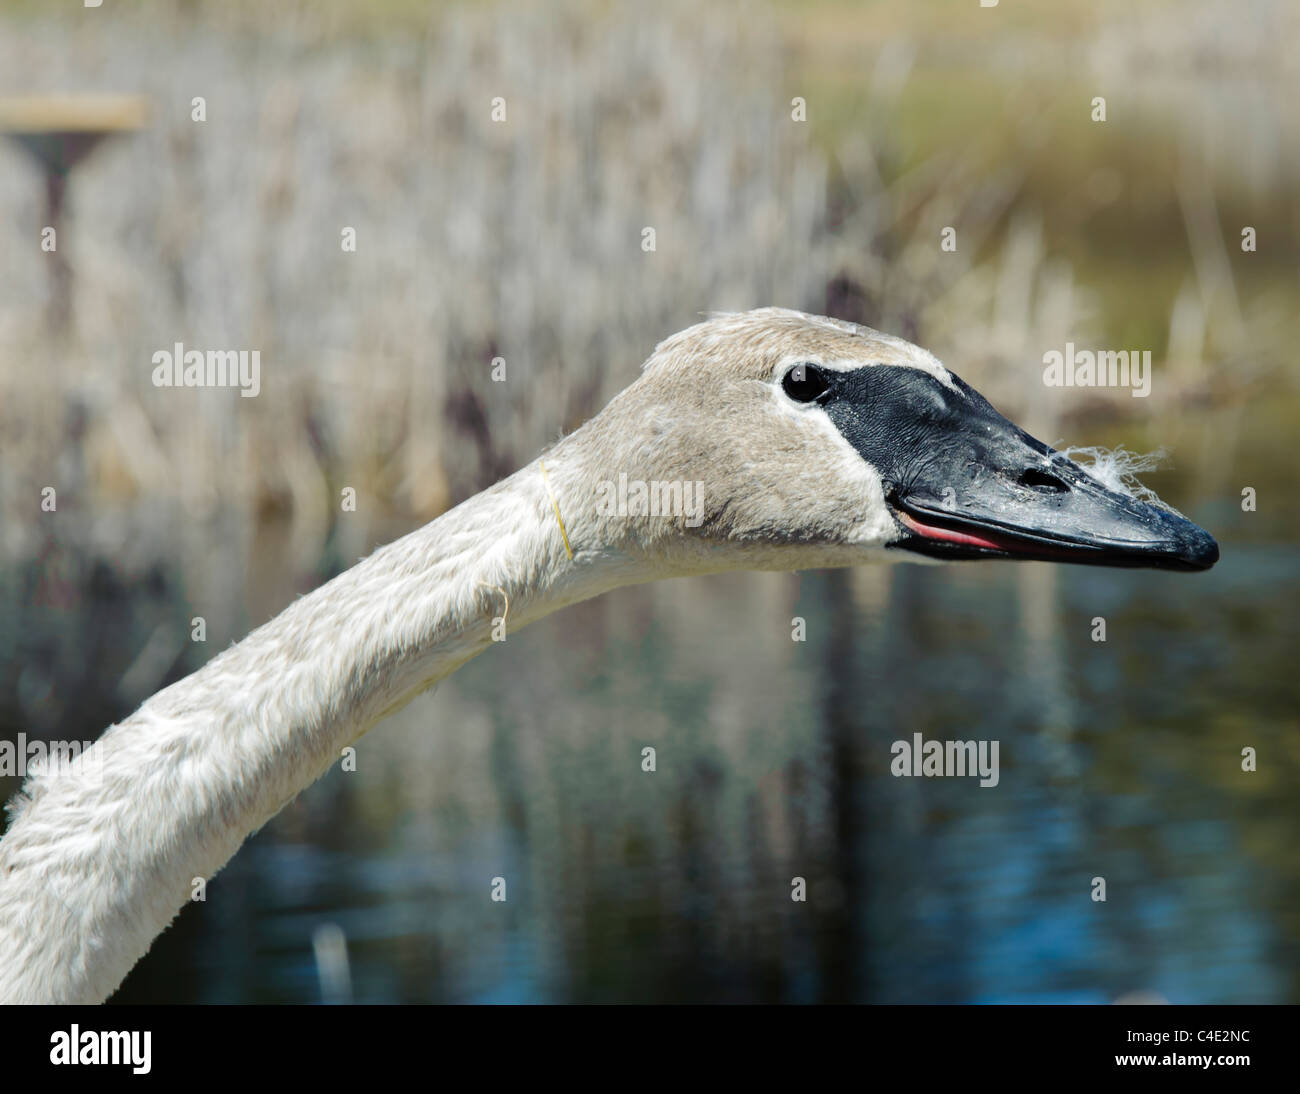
[13,501,1284,1004]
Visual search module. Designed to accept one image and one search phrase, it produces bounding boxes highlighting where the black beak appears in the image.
[822,365,1219,572]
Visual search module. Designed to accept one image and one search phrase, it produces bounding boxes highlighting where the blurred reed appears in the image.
[1,0,1292,580]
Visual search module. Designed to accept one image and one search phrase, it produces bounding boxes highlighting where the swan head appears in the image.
[567,308,1218,576]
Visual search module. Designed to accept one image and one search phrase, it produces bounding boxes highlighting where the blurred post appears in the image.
[0,94,147,333]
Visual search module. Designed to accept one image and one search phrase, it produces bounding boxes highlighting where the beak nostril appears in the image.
[1020,468,1070,493]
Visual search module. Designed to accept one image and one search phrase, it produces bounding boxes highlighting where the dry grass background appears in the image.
[0,3,832,577]
[0,0,1294,584]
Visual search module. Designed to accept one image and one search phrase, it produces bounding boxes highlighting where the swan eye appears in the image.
[781,363,831,403]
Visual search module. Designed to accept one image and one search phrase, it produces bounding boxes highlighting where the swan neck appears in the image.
[0,456,621,1002]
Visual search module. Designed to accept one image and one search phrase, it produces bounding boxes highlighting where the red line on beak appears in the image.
[897,510,1018,552]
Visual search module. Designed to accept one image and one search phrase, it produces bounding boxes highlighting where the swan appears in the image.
[0,308,1218,1003]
